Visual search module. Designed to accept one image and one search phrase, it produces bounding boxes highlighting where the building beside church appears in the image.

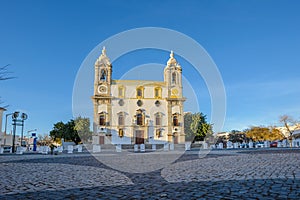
[91,47,186,145]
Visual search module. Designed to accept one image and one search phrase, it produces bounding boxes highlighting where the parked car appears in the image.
[270,141,278,148]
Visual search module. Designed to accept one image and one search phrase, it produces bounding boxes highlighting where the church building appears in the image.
[92,47,186,145]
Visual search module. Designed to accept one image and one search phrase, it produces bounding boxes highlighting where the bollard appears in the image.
[227,141,233,149]
[93,144,101,153]
[16,146,23,155]
[218,143,223,149]
[134,144,139,152]
[164,143,169,151]
[185,142,191,151]
[67,145,73,154]
[233,143,239,149]
[264,141,270,148]
[169,143,174,151]
[152,144,156,151]
[116,144,122,152]
[249,141,253,148]
[77,145,82,153]
[140,144,145,152]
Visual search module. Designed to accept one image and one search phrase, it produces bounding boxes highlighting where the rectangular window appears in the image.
[119,87,124,97]
[154,88,161,98]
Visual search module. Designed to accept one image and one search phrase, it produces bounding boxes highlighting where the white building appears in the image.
[276,124,300,138]
[92,48,186,145]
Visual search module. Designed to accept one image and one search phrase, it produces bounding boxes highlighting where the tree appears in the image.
[49,121,65,142]
[190,112,213,142]
[279,115,300,146]
[37,134,53,146]
[269,127,285,141]
[245,126,284,142]
[74,116,92,143]
[0,64,14,81]
[216,135,227,144]
[228,130,248,143]
[50,120,81,144]
[0,64,14,106]
[184,112,194,141]
[245,127,269,142]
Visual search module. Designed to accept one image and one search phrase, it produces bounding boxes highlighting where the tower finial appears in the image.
[170,50,174,58]
[102,46,106,55]
[96,46,111,65]
[167,50,177,66]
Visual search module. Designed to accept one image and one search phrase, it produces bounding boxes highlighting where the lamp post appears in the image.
[11,111,28,153]
[20,113,28,147]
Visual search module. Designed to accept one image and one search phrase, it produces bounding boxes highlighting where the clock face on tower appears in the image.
[171,88,179,98]
[172,88,178,95]
[98,85,108,94]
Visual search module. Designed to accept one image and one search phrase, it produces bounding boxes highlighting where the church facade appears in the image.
[92,47,186,145]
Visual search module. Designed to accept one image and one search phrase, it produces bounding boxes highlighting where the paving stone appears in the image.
[0,149,300,199]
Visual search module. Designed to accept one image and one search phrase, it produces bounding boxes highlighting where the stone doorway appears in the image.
[135,130,144,144]
[173,132,179,144]
[99,136,104,144]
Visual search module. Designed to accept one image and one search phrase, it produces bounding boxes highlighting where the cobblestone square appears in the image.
[0,149,300,199]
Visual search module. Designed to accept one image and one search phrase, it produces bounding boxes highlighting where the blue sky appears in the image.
[1,0,300,135]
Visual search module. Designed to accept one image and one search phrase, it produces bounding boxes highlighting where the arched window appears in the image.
[173,114,179,126]
[137,113,143,125]
[136,110,144,126]
[137,88,143,98]
[118,113,125,126]
[172,72,176,84]
[100,69,106,81]
[99,113,106,126]
[155,113,162,126]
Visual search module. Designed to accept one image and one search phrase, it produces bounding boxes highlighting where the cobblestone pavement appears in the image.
[0,149,299,199]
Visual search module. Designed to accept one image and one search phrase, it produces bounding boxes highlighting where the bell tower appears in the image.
[164,51,183,98]
[94,47,112,96]
[164,51,185,144]
[92,47,112,143]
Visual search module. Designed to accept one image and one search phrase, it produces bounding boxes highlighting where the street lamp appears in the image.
[11,111,27,153]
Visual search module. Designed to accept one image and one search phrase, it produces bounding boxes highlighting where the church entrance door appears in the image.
[174,133,179,144]
[135,130,144,144]
[99,136,104,144]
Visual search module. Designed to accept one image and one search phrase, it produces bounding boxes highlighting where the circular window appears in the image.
[137,100,143,107]
[155,100,161,107]
[118,99,124,106]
